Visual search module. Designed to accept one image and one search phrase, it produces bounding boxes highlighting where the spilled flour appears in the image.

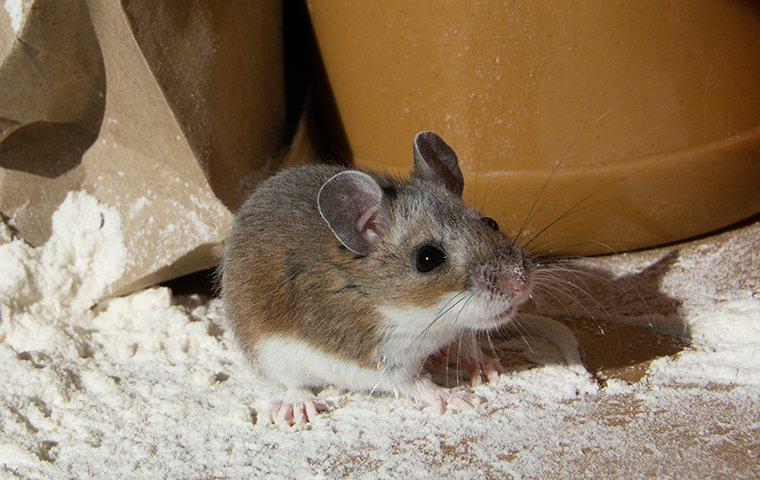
[0,193,758,479]
[0,192,126,352]
[2,0,24,35]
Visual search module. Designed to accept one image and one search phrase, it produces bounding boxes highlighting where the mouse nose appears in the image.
[468,257,530,299]
[501,276,528,296]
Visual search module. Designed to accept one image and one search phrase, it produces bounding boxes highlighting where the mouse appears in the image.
[221,131,533,426]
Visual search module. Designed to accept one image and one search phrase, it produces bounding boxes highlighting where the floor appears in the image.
[0,215,758,479]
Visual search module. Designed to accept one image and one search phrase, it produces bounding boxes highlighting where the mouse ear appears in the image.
[318,170,388,255]
[412,131,464,197]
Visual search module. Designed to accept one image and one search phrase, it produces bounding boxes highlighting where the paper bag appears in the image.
[0,0,285,296]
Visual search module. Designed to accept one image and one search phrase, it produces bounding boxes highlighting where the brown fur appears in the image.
[221,164,525,367]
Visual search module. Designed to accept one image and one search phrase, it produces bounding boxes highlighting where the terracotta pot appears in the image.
[307,0,760,254]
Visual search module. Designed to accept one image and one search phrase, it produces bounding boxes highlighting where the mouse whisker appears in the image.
[511,159,563,250]
[537,258,650,313]
[534,277,607,336]
[503,315,534,354]
[510,96,630,248]
[530,284,569,315]
[540,274,609,335]
[411,291,470,347]
[452,294,477,387]
[520,175,632,251]
[445,340,453,387]
[367,365,391,399]
[530,237,634,256]
[514,315,537,348]
[485,329,500,367]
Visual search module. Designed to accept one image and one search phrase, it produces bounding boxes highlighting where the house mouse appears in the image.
[221,132,533,426]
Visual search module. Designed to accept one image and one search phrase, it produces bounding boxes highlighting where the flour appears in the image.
[2,0,23,34]
[127,196,150,220]
[0,192,125,353]
[647,298,760,387]
[0,221,11,243]
[0,193,757,478]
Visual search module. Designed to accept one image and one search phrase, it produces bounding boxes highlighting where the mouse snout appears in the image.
[500,275,528,296]
[468,258,530,301]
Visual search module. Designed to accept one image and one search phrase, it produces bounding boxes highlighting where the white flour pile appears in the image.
[2,0,23,34]
[0,193,758,479]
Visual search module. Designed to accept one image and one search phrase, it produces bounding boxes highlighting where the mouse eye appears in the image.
[415,245,446,273]
[481,217,499,231]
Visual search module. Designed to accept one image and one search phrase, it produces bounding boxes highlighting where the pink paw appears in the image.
[267,398,327,427]
[421,389,482,415]
[465,356,504,387]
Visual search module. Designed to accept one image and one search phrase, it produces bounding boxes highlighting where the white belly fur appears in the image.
[254,292,478,393]
[255,335,410,392]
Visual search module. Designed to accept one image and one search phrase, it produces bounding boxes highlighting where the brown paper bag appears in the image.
[0,0,285,297]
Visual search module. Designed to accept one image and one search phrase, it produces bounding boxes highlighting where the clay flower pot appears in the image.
[308,1,760,254]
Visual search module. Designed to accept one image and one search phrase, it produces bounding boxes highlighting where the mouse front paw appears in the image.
[400,377,482,415]
[262,392,328,428]
[421,389,482,415]
[464,354,504,387]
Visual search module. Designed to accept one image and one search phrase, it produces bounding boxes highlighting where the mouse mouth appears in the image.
[486,292,531,325]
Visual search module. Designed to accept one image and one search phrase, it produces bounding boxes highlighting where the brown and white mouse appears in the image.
[221,131,533,426]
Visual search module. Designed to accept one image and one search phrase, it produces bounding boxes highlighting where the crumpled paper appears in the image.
[0,0,285,296]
